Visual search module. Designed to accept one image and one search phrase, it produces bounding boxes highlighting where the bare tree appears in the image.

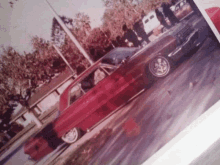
[51,16,73,47]
[74,12,91,37]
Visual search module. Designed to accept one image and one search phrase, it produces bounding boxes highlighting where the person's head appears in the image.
[161,2,166,8]
[171,0,176,5]
[141,10,146,18]
[122,24,128,31]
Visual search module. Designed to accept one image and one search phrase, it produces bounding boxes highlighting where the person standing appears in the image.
[116,36,127,47]
[161,2,179,26]
[141,10,146,18]
[122,24,141,47]
[133,20,150,44]
[155,8,171,29]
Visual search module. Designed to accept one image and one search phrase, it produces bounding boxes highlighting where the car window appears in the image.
[101,47,138,66]
[81,68,107,92]
[94,68,106,85]
[145,19,149,24]
[69,84,83,105]
[100,63,118,75]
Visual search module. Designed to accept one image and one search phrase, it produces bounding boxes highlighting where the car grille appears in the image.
[175,23,193,45]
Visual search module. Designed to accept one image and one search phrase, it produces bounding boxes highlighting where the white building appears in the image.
[10,69,76,127]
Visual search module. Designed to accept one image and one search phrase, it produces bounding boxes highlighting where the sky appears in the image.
[0,0,105,54]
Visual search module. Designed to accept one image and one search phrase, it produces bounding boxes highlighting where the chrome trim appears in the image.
[168,29,199,58]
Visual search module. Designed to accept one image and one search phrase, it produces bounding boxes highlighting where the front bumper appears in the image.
[168,29,199,60]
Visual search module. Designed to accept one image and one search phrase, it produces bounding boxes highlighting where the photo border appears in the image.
[194,0,220,43]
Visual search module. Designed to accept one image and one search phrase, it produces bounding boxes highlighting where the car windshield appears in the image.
[101,47,138,65]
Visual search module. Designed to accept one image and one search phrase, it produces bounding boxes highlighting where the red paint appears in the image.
[205,7,220,33]
[123,118,141,137]
[54,68,141,136]
[24,136,54,161]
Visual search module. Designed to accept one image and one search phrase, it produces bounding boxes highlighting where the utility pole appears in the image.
[44,0,94,65]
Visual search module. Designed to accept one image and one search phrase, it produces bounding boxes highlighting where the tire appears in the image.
[148,56,171,78]
[61,128,81,144]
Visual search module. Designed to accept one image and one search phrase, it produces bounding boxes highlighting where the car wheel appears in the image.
[148,56,171,78]
[61,128,81,144]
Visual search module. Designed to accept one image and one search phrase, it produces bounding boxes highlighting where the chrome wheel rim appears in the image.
[62,128,78,143]
[149,56,170,77]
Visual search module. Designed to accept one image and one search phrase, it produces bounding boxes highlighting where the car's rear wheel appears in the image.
[148,56,171,78]
[61,128,81,144]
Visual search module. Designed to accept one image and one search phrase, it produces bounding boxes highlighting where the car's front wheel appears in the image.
[61,128,81,144]
[148,56,171,78]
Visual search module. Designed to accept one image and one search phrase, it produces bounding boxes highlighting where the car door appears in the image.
[76,63,144,130]
[53,66,112,136]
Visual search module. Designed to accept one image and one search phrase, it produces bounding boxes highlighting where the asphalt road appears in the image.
[2,13,220,165]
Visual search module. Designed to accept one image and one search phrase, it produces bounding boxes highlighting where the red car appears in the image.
[24,8,219,161]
